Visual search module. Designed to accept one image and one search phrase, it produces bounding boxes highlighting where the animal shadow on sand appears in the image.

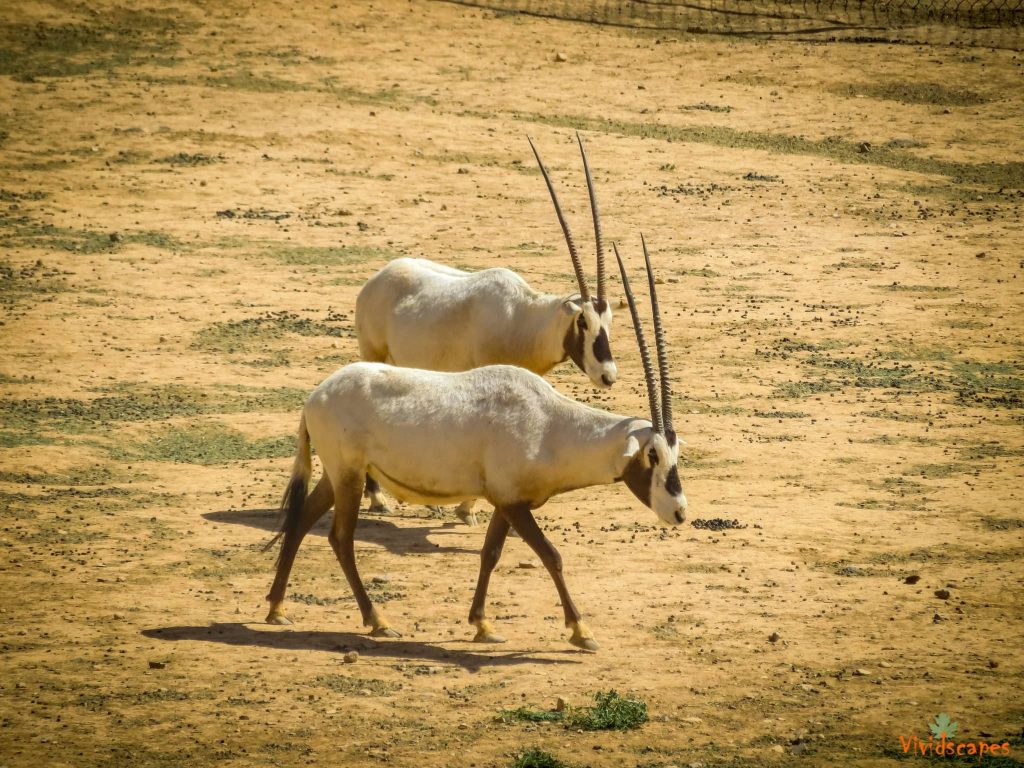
[203,506,478,556]
[142,623,581,672]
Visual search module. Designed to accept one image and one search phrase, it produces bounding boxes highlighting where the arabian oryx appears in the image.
[265,237,686,651]
[353,135,616,523]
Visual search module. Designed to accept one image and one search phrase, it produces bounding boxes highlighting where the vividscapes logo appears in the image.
[899,713,1012,760]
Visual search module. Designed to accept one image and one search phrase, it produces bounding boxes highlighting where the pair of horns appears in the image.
[528,133,607,303]
[613,236,675,442]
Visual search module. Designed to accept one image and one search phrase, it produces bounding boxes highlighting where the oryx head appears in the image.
[529,133,617,390]
[614,236,688,527]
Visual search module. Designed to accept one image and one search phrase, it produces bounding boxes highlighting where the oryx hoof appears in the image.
[370,626,401,639]
[367,502,391,514]
[455,509,479,527]
[569,621,599,652]
[265,611,292,626]
[472,620,505,644]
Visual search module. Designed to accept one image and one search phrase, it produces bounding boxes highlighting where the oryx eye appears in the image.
[577,314,588,331]
[647,448,659,466]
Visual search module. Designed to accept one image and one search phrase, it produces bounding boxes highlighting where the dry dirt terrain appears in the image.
[1,2,1022,767]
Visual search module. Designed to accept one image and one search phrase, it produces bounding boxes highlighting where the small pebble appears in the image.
[853,668,870,676]
[904,574,921,585]
[935,589,951,600]
[554,52,568,62]
[768,632,781,643]
[343,651,359,664]
[148,660,166,669]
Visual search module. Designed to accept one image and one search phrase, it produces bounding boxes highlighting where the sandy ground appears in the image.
[0,2,1022,766]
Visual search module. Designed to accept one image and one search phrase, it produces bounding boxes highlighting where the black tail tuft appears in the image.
[263,475,307,564]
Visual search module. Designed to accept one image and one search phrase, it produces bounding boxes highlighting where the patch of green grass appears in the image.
[511,748,569,768]
[115,423,293,465]
[753,409,809,419]
[0,216,187,255]
[498,691,647,732]
[773,380,841,398]
[570,690,648,731]
[0,189,46,202]
[0,259,69,303]
[503,111,1024,187]
[0,10,190,80]
[0,383,306,435]
[202,71,310,93]
[834,81,987,106]
[258,243,396,266]
[499,707,566,724]
[0,465,139,486]
[192,311,351,354]
[906,462,973,479]
[878,282,955,294]
[982,517,1024,531]
[154,152,222,166]
[311,675,401,696]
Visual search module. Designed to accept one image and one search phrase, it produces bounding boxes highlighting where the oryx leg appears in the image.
[468,508,511,643]
[363,475,390,513]
[454,500,478,527]
[329,471,399,638]
[265,474,335,625]
[503,503,598,651]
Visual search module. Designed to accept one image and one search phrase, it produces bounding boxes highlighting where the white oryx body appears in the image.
[355,258,614,384]
[306,363,671,515]
[264,239,687,651]
[353,134,619,523]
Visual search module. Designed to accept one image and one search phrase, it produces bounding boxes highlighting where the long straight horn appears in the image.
[528,136,589,302]
[641,234,675,443]
[613,243,662,433]
[577,132,606,303]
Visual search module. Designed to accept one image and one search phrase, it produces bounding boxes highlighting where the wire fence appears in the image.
[434,0,1024,49]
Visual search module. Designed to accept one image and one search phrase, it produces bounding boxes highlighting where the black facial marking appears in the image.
[592,327,612,363]
[562,321,585,370]
[577,314,588,331]
[647,447,659,467]
[665,465,682,497]
[620,456,653,508]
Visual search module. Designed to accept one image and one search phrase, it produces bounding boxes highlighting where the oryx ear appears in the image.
[622,434,640,460]
[563,300,582,315]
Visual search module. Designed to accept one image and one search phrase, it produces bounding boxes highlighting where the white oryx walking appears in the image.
[355,135,618,522]
[265,238,686,651]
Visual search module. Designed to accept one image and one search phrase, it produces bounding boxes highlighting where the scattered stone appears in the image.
[692,518,747,531]
[343,651,359,664]
[768,632,781,643]
[769,744,785,754]
[904,574,921,585]
[879,661,892,668]
[853,668,870,676]
[148,660,166,669]
[933,613,945,623]
[518,561,538,569]
[555,695,570,712]
[108,232,121,243]
[555,52,568,62]
[837,566,864,576]
[112,613,125,620]
[988,659,999,669]
[681,716,703,724]
[935,589,951,600]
